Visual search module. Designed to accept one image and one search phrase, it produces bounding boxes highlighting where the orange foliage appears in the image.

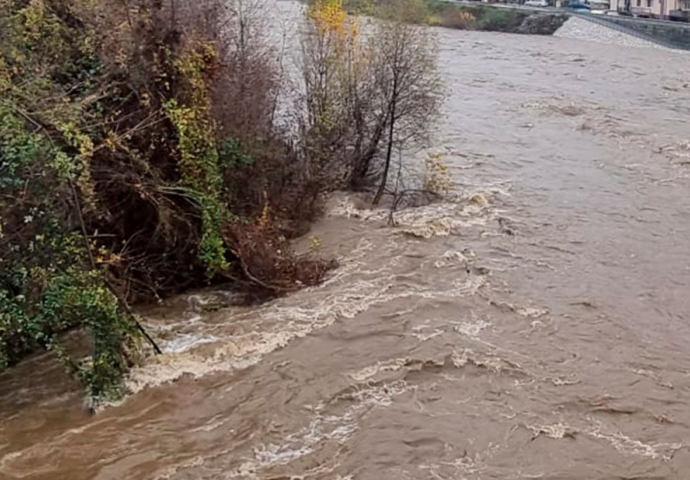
[309,0,347,33]
[308,0,359,40]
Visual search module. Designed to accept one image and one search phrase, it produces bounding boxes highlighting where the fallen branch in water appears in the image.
[69,178,163,356]
[385,188,443,226]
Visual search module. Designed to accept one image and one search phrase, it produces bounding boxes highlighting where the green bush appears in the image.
[0,0,332,401]
[474,7,526,32]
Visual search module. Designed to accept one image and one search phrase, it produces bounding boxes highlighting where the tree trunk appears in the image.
[373,96,396,205]
[350,113,385,188]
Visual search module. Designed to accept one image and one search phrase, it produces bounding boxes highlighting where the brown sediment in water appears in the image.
[3,3,690,479]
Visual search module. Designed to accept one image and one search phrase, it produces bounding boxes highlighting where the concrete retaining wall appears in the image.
[555,16,670,48]
[576,14,690,50]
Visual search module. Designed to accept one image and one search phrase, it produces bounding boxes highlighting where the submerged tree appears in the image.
[301,0,368,187]
[371,0,442,205]
[301,0,441,200]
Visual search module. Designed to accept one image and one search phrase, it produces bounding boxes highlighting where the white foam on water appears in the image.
[219,347,539,477]
[155,456,205,480]
[451,276,488,297]
[516,307,549,319]
[126,249,489,395]
[189,415,230,434]
[162,333,219,354]
[434,249,472,269]
[327,197,388,222]
[226,380,412,477]
[347,358,409,383]
[587,424,684,460]
[453,319,491,338]
[525,422,577,440]
[119,183,499,402]
[0,451,23,471]
[545,375,581,387]
[522,417,685,461]
[328,188,506,239]
[418,448,490,480]
[451,349,526,377]
[394,193,496,239]
[411,327,445,342]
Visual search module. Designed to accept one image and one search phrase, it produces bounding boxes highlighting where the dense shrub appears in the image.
[0,0,443,402]
[440,10,477,30]
[516,13,568,34]
[474,7,525,32]
[0,0,331,400]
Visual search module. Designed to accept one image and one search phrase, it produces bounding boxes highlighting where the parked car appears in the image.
[525,0,549,7]
[670,9,690,22]
[566,1,591,9]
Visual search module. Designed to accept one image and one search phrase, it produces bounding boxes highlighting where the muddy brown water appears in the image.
[4,7,690,480]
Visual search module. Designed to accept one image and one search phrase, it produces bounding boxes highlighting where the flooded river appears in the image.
[3,6,690,480]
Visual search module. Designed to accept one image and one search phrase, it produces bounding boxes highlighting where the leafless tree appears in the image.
[299,0,441,199]
[371,1,442,205]
[213,0,279,139]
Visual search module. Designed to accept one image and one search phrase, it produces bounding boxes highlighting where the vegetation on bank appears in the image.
[0,0,441,401]
[347,0,567,34]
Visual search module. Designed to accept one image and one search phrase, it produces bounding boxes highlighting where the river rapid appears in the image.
[3,4,690,480]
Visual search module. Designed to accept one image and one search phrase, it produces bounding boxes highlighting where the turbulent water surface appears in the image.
[4,5,690,480]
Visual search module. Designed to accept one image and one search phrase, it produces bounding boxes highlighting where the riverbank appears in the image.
[0,0,443,401]
[429,3,567,34]
[351,0,568,34]
[556,15,673,49]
